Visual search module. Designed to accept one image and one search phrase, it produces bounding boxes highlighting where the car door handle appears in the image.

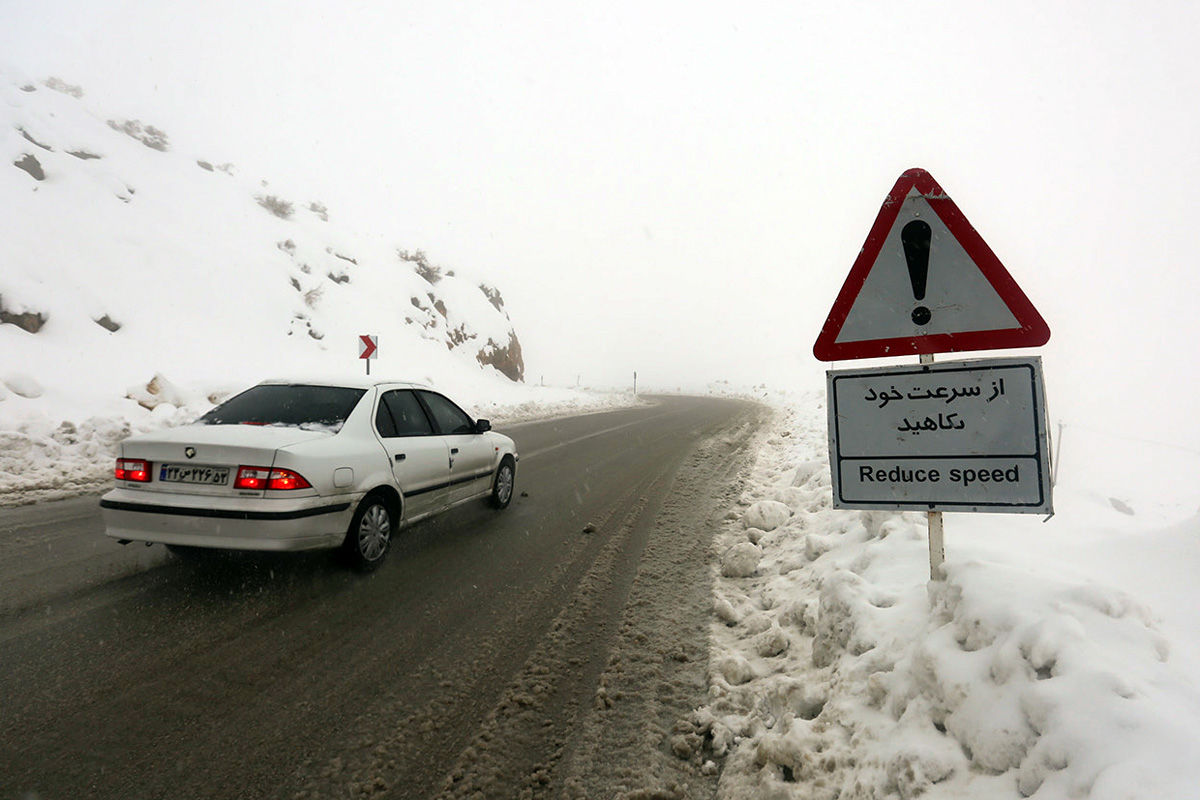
[395,453,406,462]
[450,448,459,454]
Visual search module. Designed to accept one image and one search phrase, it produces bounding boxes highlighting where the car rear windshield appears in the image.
[199,385,367,430]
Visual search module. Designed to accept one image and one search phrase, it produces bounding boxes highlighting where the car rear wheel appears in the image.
[342,494,394,571]
[490,457,515,509]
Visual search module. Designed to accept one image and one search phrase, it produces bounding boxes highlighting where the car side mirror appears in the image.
[474,418,491,434]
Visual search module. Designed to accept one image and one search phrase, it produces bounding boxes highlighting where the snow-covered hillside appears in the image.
[0,64,631,503]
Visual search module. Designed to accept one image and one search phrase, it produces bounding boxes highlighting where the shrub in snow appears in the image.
[256,194,293,219]
[721,542,762,578]
[107,119,168,151]
[744,499,791,531]
[398,248,443,283]
[44,76,84,98]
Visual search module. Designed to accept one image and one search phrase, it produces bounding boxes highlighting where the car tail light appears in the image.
[235,466,312,491]
[266,468,311,490]
[115,458,151,482]
[235,467,270,490]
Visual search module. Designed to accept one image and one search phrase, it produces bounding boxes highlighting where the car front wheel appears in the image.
[490,457,515,509]
[342,494,394,571]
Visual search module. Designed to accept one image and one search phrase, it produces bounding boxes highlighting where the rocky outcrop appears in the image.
[0,295,47,333]
[476,332,525,382]
[479,283,505,313]
[13,153,44,181]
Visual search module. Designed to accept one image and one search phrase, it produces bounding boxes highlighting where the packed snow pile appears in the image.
[0,63,634,503]
[702,398,1200,799]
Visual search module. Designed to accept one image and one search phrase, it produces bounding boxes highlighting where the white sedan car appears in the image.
[100,379,518,570]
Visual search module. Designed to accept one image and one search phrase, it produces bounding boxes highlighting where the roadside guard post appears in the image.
[813,168,1052,580]
[358,334,378,375]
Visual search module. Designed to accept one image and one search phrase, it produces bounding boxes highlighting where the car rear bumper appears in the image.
[100,488,358,551]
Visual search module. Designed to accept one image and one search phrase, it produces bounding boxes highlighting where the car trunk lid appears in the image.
[116,424,334,497]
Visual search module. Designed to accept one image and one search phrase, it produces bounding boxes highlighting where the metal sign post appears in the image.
[358,334,378,375]
[920,353,945,580]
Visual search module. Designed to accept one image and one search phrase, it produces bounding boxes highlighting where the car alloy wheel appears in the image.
[357,502,391,562]
[491,459,515,509]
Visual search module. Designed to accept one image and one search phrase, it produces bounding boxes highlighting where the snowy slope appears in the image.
[0,64,631,503]
[702,397,1200,799]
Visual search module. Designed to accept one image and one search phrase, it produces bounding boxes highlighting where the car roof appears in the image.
[257,377,432,391]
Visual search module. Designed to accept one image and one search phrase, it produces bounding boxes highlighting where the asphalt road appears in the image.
[0,396,767,800]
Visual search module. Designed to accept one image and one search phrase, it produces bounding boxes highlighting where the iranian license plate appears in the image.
[159,463,231,485]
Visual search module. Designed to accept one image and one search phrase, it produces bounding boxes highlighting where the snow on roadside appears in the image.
[702,396,1200,799]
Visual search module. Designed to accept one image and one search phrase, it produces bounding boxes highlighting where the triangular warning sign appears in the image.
[813,168,1050,361]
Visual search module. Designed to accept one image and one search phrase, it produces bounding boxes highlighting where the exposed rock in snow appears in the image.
[475,331,525,383]
[0,295,47,333]
[125,373,191,411]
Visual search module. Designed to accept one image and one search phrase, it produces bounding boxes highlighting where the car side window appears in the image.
[386,390,435,436]
[418,391,475,435]
[376,390,434,438]
[375,398,397,438]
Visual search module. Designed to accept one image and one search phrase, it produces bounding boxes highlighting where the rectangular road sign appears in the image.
[827,356,1052,513]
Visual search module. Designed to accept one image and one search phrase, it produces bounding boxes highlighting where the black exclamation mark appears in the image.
[902,220,932,326]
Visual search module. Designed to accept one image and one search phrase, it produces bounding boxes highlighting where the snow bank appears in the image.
[702,397,1200,799]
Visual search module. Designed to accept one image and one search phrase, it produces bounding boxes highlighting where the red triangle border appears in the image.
[813,168,1050,361]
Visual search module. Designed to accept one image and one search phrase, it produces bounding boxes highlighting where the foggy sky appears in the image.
[5,1,1200,443]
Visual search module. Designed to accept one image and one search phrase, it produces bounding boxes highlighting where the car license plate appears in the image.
[159,463,230,485]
